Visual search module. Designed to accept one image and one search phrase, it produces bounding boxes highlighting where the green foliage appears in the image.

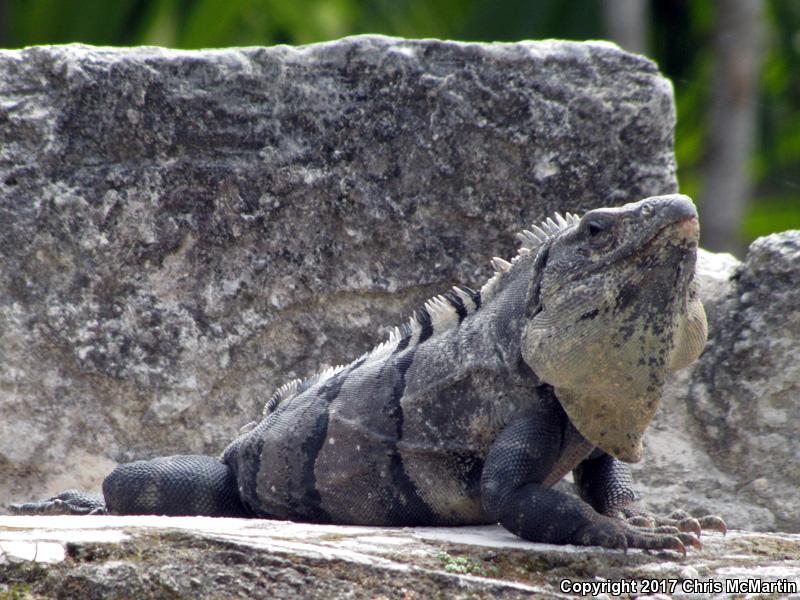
[5,0,142,46]
[2,0,798,242]
[744,195,800,239]
[0,583,33,600]
[436,551,497,577]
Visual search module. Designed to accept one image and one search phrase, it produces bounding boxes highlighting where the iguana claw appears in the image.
[697,515,728,535]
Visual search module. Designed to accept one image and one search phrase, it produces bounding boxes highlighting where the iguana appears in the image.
[12,194,725,553]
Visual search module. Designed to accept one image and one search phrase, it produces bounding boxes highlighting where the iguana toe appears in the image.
[570,518,629,551]
[697,515,728,535]
[667,509,691,520]
[624,529,690,557]
[676,532,703,550]
[625,514,655,528]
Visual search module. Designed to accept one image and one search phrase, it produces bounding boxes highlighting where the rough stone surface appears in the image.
[0,37,678,506]
[695,232,800,533]
[2,516,798,599]
[638,238,800,533]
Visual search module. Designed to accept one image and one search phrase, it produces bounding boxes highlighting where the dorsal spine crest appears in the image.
[517,211,579,252]
[264,210,578,414]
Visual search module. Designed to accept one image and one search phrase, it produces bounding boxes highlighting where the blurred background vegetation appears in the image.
[1,0,798,254]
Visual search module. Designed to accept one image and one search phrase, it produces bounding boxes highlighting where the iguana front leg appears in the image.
[573,451,727,544]
[480,413,707,553]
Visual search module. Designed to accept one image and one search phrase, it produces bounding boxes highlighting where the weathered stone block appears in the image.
[645,233,800,532]
[0,36,677,506]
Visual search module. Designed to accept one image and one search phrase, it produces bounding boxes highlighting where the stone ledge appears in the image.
[1,516,798,598]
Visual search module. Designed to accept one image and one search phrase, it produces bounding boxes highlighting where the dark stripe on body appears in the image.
[444,290,468,322]
[225,419,269,517]
[525,246,550,319]
[415,308,434,343]
[458,285,481,310]
[297,357,366,521]
[383,348,438,524]
[394,333,411,353]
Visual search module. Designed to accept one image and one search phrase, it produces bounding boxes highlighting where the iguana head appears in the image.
[521,194,707,463]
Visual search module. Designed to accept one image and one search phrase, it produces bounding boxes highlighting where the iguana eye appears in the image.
[582,217,614,248]
[587,220,605,237]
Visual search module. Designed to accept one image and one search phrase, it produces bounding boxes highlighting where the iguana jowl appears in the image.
[12,194,725,553]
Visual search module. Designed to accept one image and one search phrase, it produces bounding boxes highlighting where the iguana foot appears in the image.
[8,490,107,515]
[614,506,727,536]
[571,503,730,556]
[571,515,699,556]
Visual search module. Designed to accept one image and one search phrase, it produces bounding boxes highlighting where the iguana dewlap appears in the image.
[11,194,725,553]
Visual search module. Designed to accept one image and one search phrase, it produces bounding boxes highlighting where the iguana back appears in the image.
[227,259,545,525]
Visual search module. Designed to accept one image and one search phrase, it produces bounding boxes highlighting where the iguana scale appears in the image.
[11,194,725,553]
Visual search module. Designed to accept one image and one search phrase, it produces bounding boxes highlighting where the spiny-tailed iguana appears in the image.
[12,194,725,553]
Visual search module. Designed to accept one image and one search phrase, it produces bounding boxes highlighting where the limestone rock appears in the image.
[0,37,677,506]
[1,516,798,598]
[639,234,800,532]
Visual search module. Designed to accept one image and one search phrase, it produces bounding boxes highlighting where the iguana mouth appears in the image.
[642,215,699,255]
[672,215,700,241]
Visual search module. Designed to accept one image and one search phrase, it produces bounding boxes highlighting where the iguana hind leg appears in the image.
[10,455,250,517]
[102,455,250,516]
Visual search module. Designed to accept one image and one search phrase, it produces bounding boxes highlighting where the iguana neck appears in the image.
[466,251,543,372]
